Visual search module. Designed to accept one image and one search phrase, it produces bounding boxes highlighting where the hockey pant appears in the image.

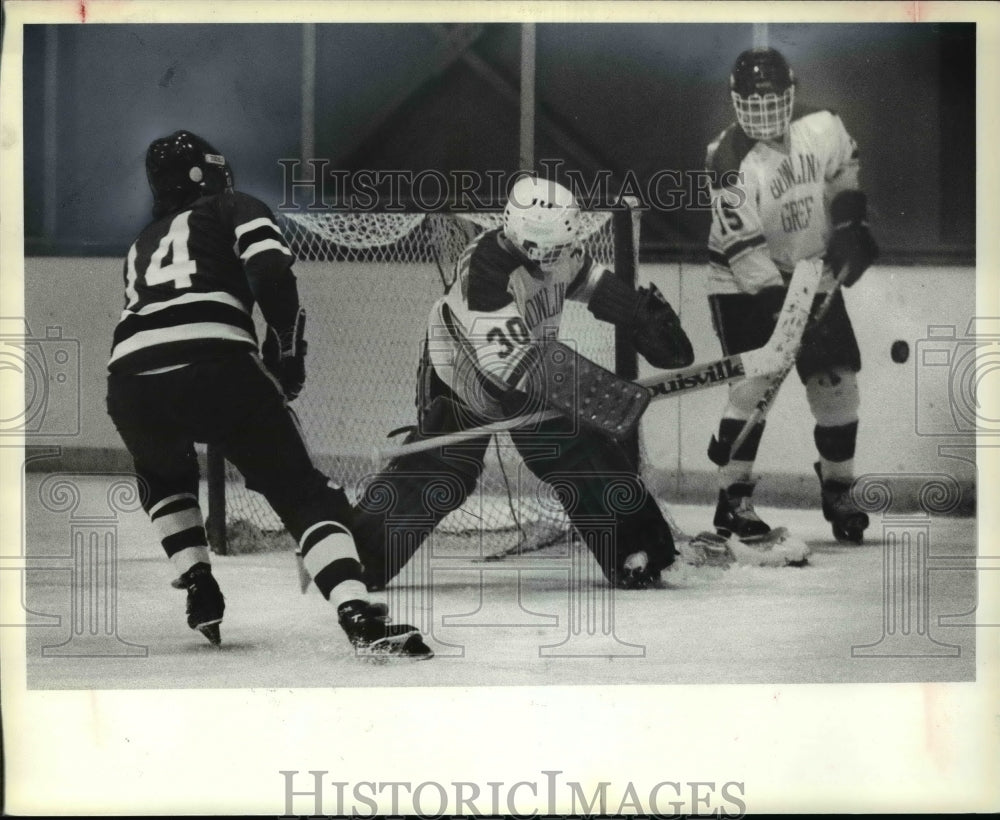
[707,288,862,470]
[106,352,362,598]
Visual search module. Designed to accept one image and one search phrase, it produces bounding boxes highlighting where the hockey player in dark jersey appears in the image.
[704,48,878,545]
[106,130,431,658]
[352,176,694,591]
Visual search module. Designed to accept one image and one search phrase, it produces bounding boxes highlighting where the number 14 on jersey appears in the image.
[124,211,197,308]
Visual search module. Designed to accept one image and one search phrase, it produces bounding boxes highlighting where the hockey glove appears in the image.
[633,283,695,368]
[588,272,694,369]
[262,307,307,400]
[826,190,879,287]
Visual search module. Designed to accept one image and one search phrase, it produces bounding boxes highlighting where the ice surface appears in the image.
[22,476,977,689]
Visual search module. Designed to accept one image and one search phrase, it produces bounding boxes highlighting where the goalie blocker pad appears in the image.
[514,340,650,440]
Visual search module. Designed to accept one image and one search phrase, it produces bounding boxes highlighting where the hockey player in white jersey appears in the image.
[353,176,694,590]
[704,47,878,544]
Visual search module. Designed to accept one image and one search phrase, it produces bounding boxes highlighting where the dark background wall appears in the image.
[23,22,974,261]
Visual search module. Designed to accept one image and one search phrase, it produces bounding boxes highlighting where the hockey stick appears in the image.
[371,357,746,464]
[726,264,850,459]
[372,258,823,465]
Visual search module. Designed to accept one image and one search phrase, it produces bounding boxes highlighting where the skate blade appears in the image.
[356,630,434,663]
[195,621,222,647]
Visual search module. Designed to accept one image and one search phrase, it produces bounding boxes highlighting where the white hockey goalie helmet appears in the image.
[730,47,796,141]
[503,176,581,268]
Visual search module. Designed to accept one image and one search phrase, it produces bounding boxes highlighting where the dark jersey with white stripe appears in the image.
[108,191,295,374]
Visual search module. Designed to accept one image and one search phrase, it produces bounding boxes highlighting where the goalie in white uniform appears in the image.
[705,47,878,544]
[353,177,694,590]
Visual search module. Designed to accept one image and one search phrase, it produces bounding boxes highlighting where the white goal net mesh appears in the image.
[214,208,629,556]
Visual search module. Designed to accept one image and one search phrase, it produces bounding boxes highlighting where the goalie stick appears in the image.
[725,263,851,460]
[372,258,823,465]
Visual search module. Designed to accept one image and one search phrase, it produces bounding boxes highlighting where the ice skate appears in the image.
[337,600,434,661]
[815,462,869,544]
[706,483,810,567]
[171,562,225,647]
[714,482,772,540]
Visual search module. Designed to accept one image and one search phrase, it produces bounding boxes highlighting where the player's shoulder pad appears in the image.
[791,105,841,131]
[215,189,281,234]
[466,228,520,312]
[706,123,756,179]
[227,189,277,217]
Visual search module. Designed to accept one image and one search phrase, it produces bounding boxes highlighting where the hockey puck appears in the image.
[891,340,910,364]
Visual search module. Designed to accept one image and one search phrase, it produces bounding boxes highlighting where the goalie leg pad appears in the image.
[354,415,489,590]
[512,429,676,585]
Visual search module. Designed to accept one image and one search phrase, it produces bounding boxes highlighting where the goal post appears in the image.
[205,199,640,556]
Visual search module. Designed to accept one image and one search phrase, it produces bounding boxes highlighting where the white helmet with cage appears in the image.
[730,47,796,141]
[502,176,581,268]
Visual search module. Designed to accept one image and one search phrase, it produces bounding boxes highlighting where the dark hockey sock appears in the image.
[708,417,766,466]
[815,421,858,484]
[814,421,858,463]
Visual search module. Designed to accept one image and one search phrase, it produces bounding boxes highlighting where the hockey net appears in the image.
[208,205,638,557]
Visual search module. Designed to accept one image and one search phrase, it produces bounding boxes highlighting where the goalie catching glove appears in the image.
[826,190,878,287]
[262,307,307,400]
[587,272,694,368]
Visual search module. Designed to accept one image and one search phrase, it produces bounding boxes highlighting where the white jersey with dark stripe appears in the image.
[706,107,860,295]
[108,190,293,374]
[426,227,604,415]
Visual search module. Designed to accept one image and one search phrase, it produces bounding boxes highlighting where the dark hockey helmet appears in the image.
[730,47,796,140]
[146,130,234,217]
